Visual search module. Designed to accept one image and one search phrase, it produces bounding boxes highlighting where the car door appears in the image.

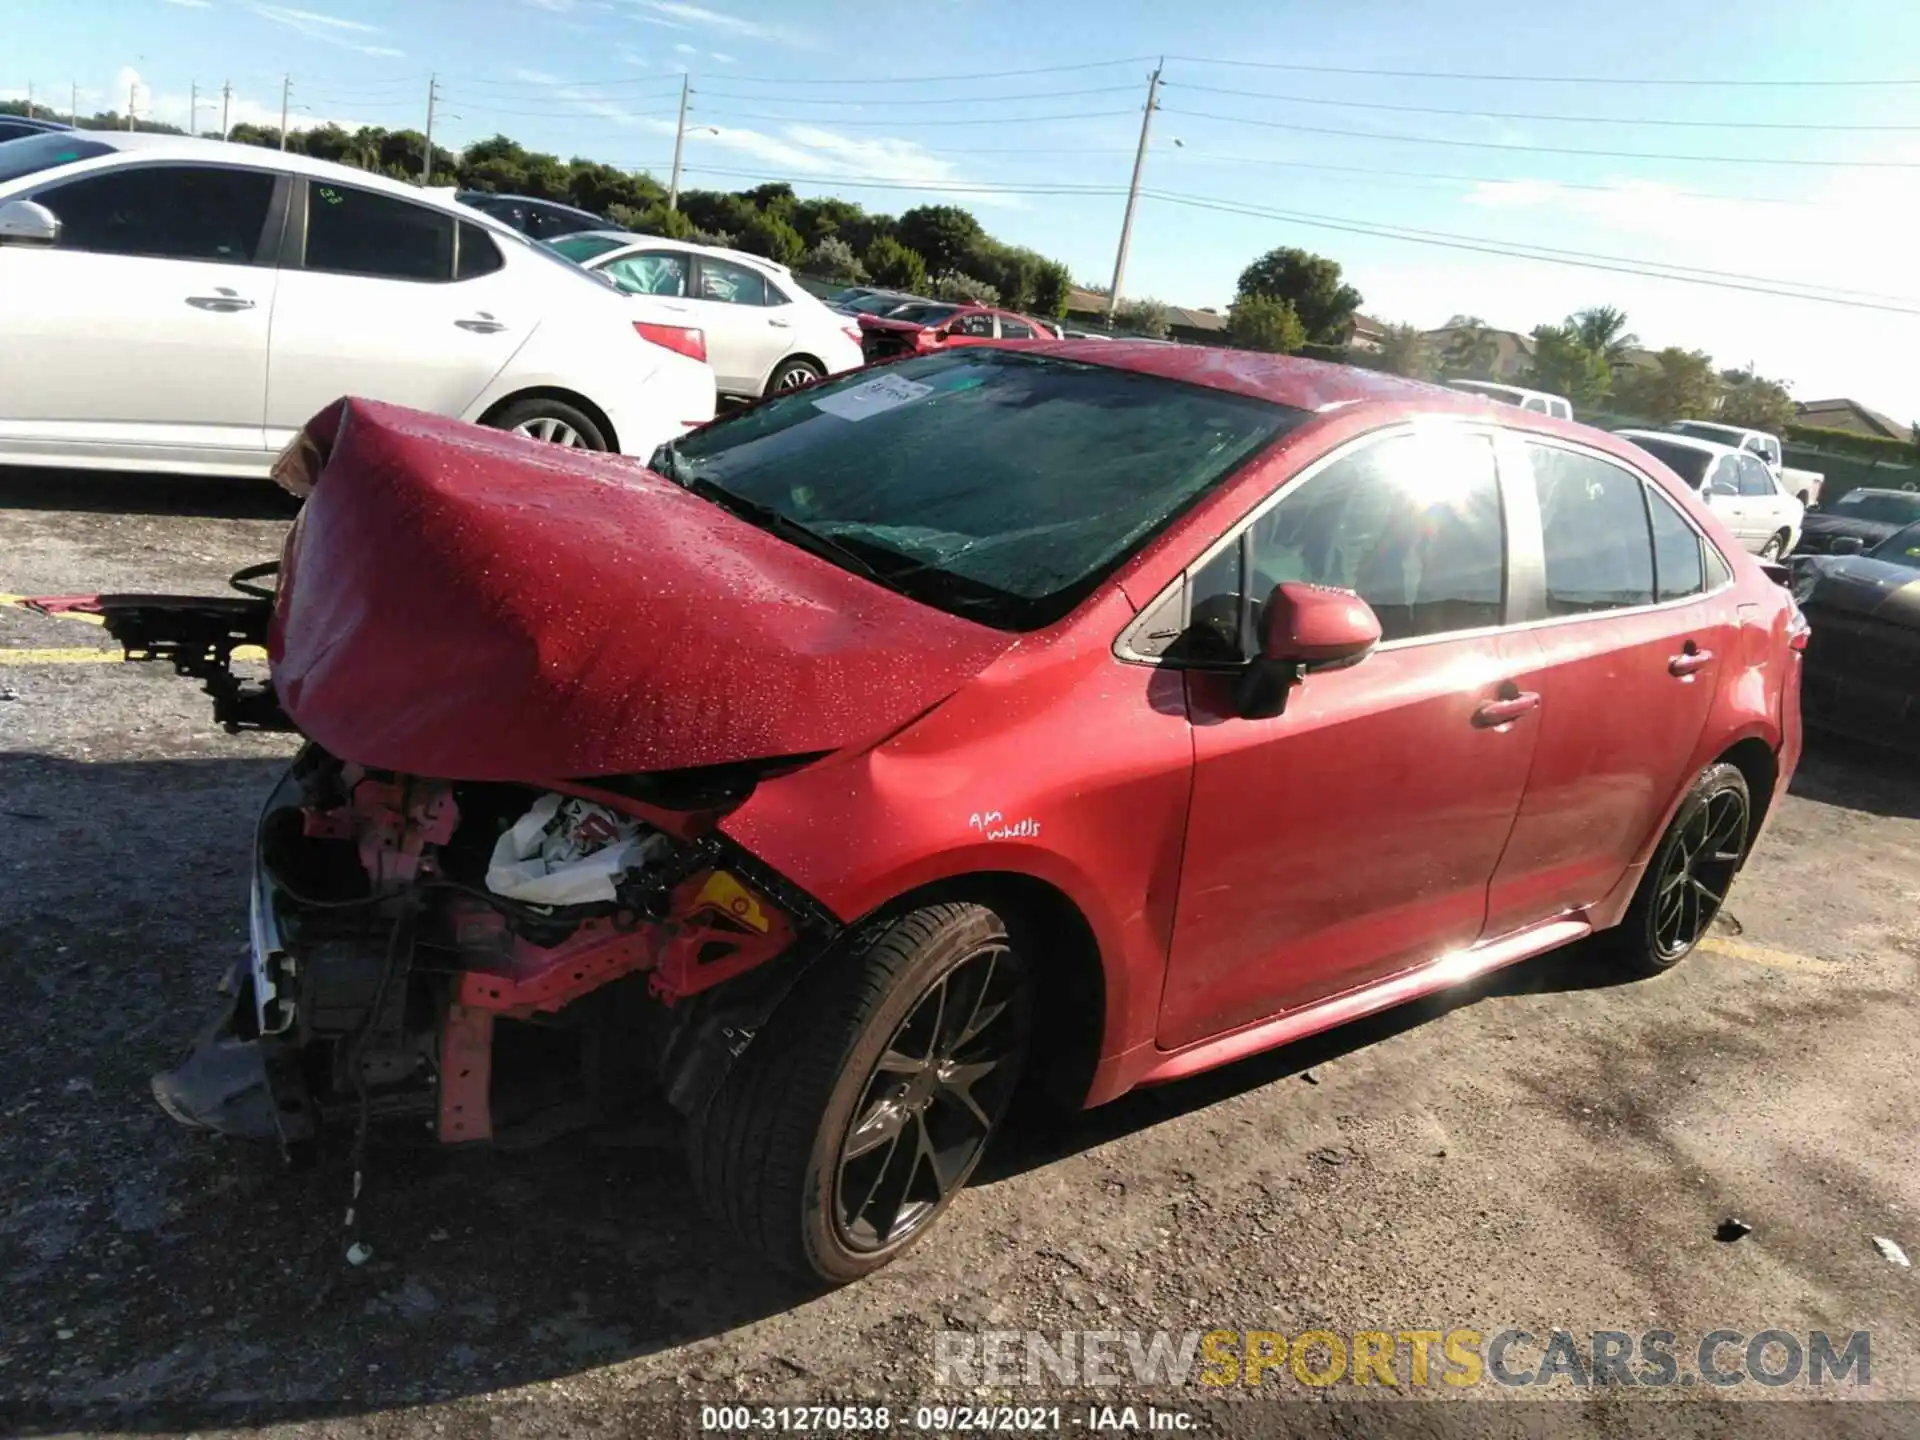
[1158,424,1542,1049]
[1483,440,1730,935]
[1701,455,1749,544]
[264,180,530,449]
[686,254,791,396]
[1737,454,1789,548]
[0,161,281,464]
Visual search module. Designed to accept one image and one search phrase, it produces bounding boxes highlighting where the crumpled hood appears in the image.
[269,399,1015,780]
[1800,514,1900,549]
[1797,553,1920,624]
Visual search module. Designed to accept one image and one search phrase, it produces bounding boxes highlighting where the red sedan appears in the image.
[856,301,1060,361]
[107,342,1803,1285]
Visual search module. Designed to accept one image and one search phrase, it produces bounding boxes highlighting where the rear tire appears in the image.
[688,902,1031,1285]
[1604,762,1751,977]
[1759,531,1788,561]
[768,357,825,394]
[486,396,609,451]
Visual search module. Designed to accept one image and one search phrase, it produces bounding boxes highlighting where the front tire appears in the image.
[688,902,1031,1285]
[1606,762,1751,976]
[1759,531,1789,561]
[487,396,609,451]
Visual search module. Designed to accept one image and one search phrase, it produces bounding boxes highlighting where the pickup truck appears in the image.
[1782,465,1825,507]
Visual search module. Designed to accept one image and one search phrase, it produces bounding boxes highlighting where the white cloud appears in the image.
[162,0,214,8]
[521,0,576,9]
[710,51,735,63]
[248,4,404,55]
[673,42,696,53]
[621,0,817,49]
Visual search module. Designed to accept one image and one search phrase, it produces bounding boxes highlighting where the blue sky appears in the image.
[11,0,1920,423]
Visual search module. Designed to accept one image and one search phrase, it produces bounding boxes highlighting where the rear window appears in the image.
[885,302,959,326]
[1625,437,1713,489]
[0,133,113,183]
[546,232,630,264]
[657,350,1303,629]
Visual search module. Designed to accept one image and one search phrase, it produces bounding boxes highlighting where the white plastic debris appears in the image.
[346,1241,374,1267]
[1873,1236,1910,1268]
[485,793,664,906]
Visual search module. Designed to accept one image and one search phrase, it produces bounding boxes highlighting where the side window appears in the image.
[602,251,688,297]
[1707,457,1739,496]
[1185,430,1505,652]
[1529,443,1654,615]
[304,181,453,281]
[953,313,995,337]
[455,222,504,280]
[1647,485,1705,601]
[698,257,769,306]
[1000,317,1036,339]
[1737,457,1775,497]
[1523,397,1548,414]
[41,164,275,263]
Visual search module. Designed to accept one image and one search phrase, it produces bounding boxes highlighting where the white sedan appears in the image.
[1617,428,1803,558]
[0,131,716,478]
[545,231,865,400]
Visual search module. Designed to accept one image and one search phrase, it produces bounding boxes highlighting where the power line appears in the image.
[693,82,1142,106]
[1141,189,1920,312]
[1168,80,1920,131]
[1162,54,1920,87]
[687,56,1159,86]
[1161,106,1920,168]
[694,106,1141,128]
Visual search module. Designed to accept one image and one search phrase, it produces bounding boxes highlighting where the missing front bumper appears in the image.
[150,966,317,1157]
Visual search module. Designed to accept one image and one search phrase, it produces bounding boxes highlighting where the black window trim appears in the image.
[1504,432,1735,633]
[25,157,291,268]
[287,175,468,283]
[1116,418,1519,668]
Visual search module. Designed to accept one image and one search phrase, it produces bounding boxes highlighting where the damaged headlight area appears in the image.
[152,745,836,1159]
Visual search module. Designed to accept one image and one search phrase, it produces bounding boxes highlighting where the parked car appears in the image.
[857,302,1060,361]
[95,347,1801,1285]
[1795,487,1920,555]
[0,132,714,476]
[454,190,609,241]
[546,230,864,399]
[1617,429,1803,558]
[1445,379,1573,421]
[834,290,927,317]
[0,114,73,143]
[1791,520,1920,751]
[1668,419,1784,474]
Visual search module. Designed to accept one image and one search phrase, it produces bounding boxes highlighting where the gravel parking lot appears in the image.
[3,468,1917,1438]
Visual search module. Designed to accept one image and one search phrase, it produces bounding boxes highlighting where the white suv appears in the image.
[546,231,865,400]
[0,132,715,477]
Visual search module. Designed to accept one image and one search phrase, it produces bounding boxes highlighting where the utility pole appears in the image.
[1106,61,1162,326]
[220,81,231,140]
[667,73,691,210]
[278,73,290,149]
[189,81,198,136]
[70,82,78,128]
[24,81,32,120]
[127,76,137,129]
[422,74,438,183]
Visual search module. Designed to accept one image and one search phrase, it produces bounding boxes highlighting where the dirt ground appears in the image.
[2,468,1916,1439]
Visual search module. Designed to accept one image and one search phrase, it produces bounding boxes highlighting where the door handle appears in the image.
[455,317,508,334]
[1668,645,1714,677]
[185,289,255,312]
[767,317,791,328]
[1472,690,1541,727]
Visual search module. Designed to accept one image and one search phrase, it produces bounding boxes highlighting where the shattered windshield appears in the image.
[657,350,1301,629]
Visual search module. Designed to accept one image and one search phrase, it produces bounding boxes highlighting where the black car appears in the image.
[454,191,608,241]
[1792,520,1920,751]
[0,115,74,143]
[1797,487,1920,555]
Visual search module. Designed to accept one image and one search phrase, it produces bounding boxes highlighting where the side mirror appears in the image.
[1829,536,1865,555]
[0,199,61,246]
[1235,582,1381,720]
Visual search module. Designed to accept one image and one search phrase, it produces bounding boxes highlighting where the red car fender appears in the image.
[719,591,1194,1080]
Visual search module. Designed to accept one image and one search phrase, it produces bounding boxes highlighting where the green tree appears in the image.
[736,212,807,268]
[1570,305,1639,367]
[863,235,927,292]
[930,271,1000,304]
[895,205,984,276]
[806,236,865,282]
[1227,293,1307,354]
[1031,260,1073,320]
[1526,323,1613,405]
[1113,298,1171,340]
[1614,348,1720,424]
[1234,247,1363,345]
[1375,324,1437,380]
[1439,316,1499,378]
[1717,367,1796,433]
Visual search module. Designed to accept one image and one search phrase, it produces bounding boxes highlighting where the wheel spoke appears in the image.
[938,1057,1002,1131]
[854,1129,914,1243]
[843,1097,908,1161]
[944,949,1001,1053]
[872,1047,924,1076]
[912,1111,956,1202]
[1690,876,1723,909]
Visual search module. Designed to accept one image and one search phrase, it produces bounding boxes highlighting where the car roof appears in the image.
[30,131,497,217]
[1,115,73,132]
[591,233,798,277]
[1617,428,1741,458]
[1671,419,1767,440]
[459,191,604,217]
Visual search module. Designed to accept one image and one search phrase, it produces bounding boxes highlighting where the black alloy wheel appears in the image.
[1650,785,1749,962]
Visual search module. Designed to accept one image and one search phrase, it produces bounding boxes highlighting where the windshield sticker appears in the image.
[812,374,934,423]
